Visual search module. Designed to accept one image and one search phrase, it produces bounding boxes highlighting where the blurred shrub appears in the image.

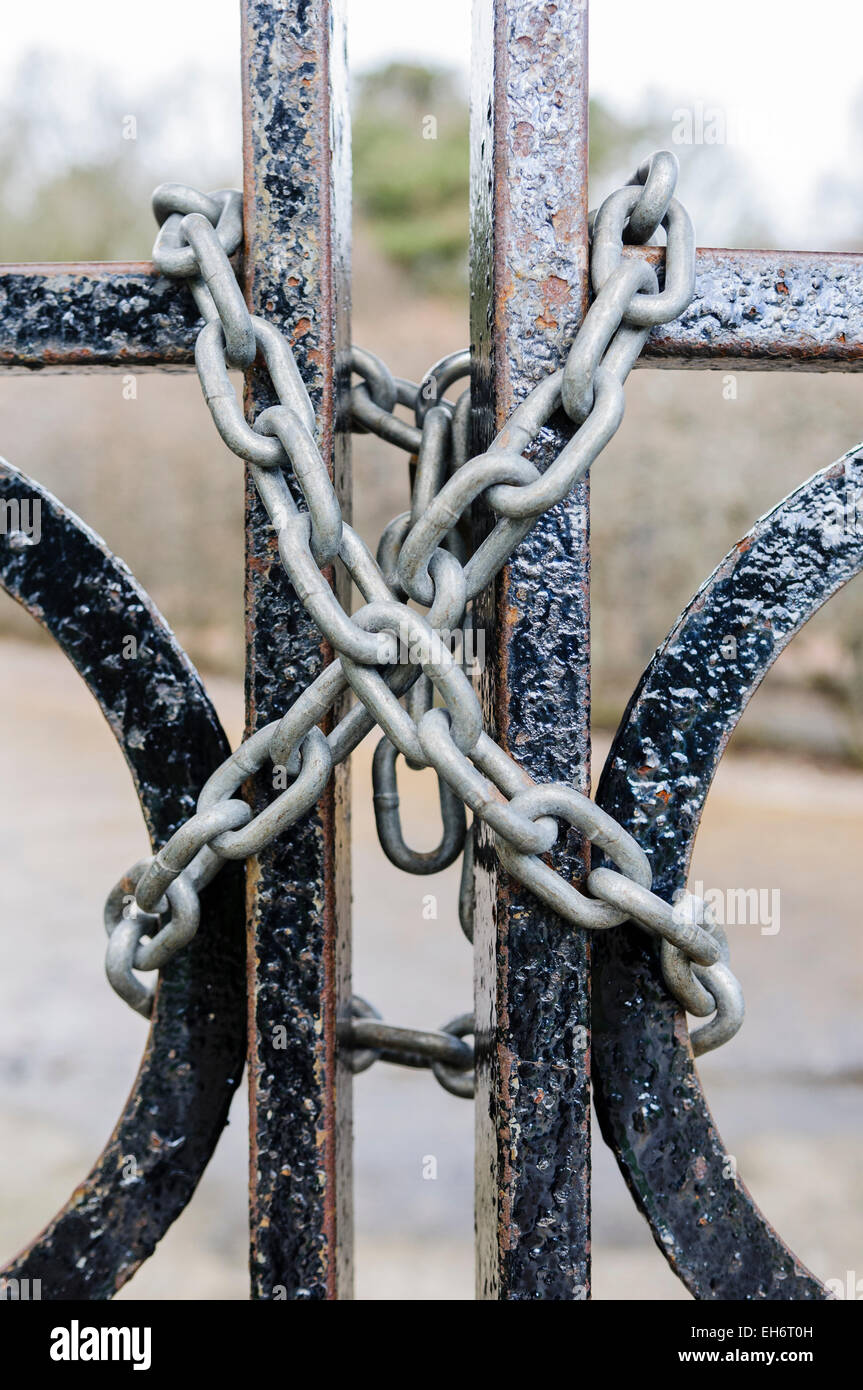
[349,62,652,293]
[352,63,470,293]
[350,63,765,295]
[0,51,239,261]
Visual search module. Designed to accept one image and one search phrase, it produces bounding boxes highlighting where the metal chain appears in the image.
[343,998,475,1099]
[103,151,743,1092]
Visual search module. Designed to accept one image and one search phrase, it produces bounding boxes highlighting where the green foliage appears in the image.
[351,62,668,294]
[0,52,238,262]
[352,63,469,293]
[0,52,770,282]
[589,99,656,178]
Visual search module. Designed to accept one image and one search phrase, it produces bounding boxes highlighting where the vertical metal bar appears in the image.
[241,0,352,1300]
[471,0,591,1299]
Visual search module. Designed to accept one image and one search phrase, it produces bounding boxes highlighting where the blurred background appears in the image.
[0,0,861,1300]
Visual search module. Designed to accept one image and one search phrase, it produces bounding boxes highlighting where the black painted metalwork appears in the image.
[0,0,857,1305]
[471,0,593,1300]
[241,0,353,1300]
[0,461,245,1298]
[592,447,863,1299]
[0,265,199,371]
[3,248,863,373]
[634,247,863,372]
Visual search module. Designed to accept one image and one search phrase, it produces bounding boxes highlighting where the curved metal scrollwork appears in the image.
[592,444,863,1300]
[0,460,245,1299]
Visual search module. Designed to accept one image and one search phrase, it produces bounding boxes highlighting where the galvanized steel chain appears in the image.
[103,151,743,1088]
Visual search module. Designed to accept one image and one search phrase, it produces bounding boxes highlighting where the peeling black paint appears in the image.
[0,266,199,371]
[471,0,592,1301]
[242,0,353,1302]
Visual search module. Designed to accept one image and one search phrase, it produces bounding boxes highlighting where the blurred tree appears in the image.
[352,62,470,293]
[589,98,655,176]
[0,52,773,267]
[349,59,668,294]
[0,51,239,261]
[350,63,771,296]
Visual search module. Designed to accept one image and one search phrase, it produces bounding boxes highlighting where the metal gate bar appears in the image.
[3,248,862,372]
[0,0,857,1305]
[240,0,352,1300]
[471,0,592,1300]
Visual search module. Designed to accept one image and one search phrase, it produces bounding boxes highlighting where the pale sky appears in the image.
[0,0,860,248]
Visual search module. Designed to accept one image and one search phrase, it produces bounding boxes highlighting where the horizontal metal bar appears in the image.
[632,247,863,370]
[0,262,198,371]
[1,248,862,373]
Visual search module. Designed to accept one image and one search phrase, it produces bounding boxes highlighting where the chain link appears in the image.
[102,154,744,1083]
[341,998,475,1097]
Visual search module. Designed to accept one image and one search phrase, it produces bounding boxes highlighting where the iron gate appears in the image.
[0,0,860,1301]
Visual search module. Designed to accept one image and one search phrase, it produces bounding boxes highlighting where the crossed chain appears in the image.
[103,153,744,1093]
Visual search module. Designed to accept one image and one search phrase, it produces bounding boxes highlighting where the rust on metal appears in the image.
[3,246,862,373]
[632,246,863,370]
[241,0,352,1301]
[471,0,592,1300]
